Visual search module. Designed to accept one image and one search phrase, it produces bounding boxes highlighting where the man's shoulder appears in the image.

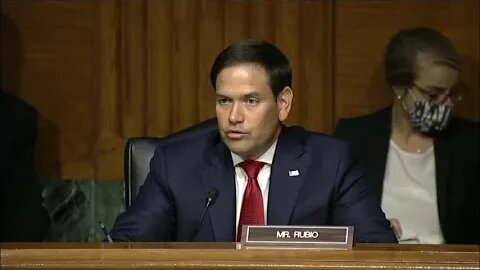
[281,127,354,175]
[155,127,220,159]
[164,118,217,141]
[153,118,218,150]
[284,126,349,152]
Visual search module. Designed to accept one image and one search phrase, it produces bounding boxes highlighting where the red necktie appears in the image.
[237,160,265,242]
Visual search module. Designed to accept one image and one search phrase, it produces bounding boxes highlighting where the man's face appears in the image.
[215,63,292,160]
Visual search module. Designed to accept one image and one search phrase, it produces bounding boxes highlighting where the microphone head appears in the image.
[207,188,219,203]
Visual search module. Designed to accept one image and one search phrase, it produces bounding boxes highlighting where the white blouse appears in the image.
[381,139,444,244]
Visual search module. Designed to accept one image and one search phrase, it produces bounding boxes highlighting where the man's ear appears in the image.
[277,87,293,122]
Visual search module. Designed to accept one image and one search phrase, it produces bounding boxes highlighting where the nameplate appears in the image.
[238,225,354,250]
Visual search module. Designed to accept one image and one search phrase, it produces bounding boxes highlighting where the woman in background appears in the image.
[334,27,478,244]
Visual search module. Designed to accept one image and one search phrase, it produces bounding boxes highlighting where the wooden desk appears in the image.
[1,243,479,269]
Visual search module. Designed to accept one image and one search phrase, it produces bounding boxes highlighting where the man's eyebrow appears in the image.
[244,92,261,98]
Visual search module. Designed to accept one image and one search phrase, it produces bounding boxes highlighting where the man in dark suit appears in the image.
[334,28,479,244]
[0,92,50,241]
[109,39,396,243]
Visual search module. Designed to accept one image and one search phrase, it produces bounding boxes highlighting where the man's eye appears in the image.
[217,98,230,105]
[245,98,259,105]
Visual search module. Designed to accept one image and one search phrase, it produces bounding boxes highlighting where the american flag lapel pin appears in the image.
[288,170,300,177]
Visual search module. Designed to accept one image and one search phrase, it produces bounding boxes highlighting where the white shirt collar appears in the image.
[230,139,278,167]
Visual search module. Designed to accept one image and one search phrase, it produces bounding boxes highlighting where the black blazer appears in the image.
[0,92,50,241]
[334,107,479,244]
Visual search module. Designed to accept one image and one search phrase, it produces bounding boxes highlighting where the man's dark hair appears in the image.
[210,39,291,97]
[384,27,460,88]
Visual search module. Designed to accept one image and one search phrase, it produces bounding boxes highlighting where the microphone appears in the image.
[190,188,219,241]
[99,221,113,243]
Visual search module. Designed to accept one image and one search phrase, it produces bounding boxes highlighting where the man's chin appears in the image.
[224,142,252,158]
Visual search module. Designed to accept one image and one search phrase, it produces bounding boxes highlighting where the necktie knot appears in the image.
[240,160,265,179]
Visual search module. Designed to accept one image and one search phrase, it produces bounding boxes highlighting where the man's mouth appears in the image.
[225,130,247,139]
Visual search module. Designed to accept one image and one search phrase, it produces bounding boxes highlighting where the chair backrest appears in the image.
[124,118,218,209]
[124,137,162,209]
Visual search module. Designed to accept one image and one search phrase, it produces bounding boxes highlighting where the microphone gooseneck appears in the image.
[99,221,113,243]
[190,188,219,241]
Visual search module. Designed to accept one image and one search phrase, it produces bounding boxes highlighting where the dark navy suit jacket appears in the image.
[110,126,397,243]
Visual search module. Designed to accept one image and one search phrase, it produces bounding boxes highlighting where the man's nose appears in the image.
[229,102,244,123]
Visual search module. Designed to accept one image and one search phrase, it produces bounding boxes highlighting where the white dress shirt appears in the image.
[382,139,444,244]
[231,140,278,235]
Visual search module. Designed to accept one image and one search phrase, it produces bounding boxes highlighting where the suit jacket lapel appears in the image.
[268,127,309,225]
[200,138,236,241]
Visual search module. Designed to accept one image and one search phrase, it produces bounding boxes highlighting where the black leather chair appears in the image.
[124,118,218,209]
[124,137,163,209]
